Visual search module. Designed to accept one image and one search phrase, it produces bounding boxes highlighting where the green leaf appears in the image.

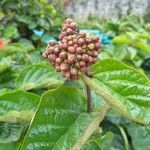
[0,122,28,150]
[82,131,113,150]
[0,57,12,73]
[21,86,109,150]
[113,35,132,44]
[0,110,34,123]
[16,64,65,90]
[134,40,150,54]
[82,59,150,124]
[127,123,150,150]
[4,25,19,39]
[0,91,40,150]
[0,90,40,115]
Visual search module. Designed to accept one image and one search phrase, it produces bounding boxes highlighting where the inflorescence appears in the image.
[43,19,101,80]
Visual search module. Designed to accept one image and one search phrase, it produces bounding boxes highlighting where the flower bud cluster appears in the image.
[43,19,101,80]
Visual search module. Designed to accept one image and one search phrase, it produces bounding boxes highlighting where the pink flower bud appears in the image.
[82,54,89,62]
[68,46,75,54]
[68,40,74,46]
[78,38,85,45]
[68,54,76,63]
[95,42,100,48]
[80,32,86,38]
[70,68,77,76]
[55,58,62,64]
[79,61,86,67]
[59,51,67,59]
[81,67,88,73]
[69,22,76,28]
[62,43,68,49]
[76,47,83,54]
[77,54,82,60]
[60,63,69,71]
[55,65,61,72]
[88,43,95,50]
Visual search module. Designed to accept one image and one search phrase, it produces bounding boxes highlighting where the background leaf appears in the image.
[16,64,65,90]
[127,122,150,150]
[0,90,40,150]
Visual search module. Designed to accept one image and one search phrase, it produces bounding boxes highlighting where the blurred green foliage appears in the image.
[0,0,62,47]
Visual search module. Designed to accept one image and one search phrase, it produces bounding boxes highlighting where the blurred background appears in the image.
[0,0,150,150]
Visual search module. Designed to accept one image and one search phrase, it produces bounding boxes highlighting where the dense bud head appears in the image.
[43,18,101,80]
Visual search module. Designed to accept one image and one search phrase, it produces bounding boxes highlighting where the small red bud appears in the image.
[68,40,74,46]
[88,43,95,50]
[60,63,69,71]
[81,67,88,73]
[55,65,61,72]
[82,54,89,62]
[55,58,62,64]
[68,54,76,63]
[80,32,86,38]
[77,54,82,60]
[70,68,77,76]
[62,43,68,49]
[76,47,83,54]
[68,46,75,54]
[78,38,84,45]
[69,22,76,28]
[95,42,100,48]
[59,51,67,59]
[79,61,86,67]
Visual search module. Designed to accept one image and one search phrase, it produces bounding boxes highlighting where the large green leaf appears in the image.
[21,86,109,150]
[0,90,40,150]
[82,59,150,124]
[16,64,65,90]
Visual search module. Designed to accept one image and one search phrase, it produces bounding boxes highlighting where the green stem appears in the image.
[86,84,92,113]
